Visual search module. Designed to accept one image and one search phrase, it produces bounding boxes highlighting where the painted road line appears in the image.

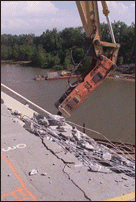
[104,192,135,201]
[2,143,26,152]
[1,187,29,200]
[1,152,37,201]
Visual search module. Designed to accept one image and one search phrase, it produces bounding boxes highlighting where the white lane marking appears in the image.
[16,144,26,149]
[2,144,26,152]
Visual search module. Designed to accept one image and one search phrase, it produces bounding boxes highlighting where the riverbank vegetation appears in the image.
[1,21,135,73]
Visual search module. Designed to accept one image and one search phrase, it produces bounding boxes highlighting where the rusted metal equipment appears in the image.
[55,1,120,117]
[55,55,116,116]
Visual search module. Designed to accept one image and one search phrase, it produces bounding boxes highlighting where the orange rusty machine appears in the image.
[55,1,120,117]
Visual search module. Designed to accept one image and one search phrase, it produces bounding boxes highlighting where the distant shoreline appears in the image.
[107,71,135,82]
[1,60,135,82]
[1,60,31,65]
[107,76,135,82]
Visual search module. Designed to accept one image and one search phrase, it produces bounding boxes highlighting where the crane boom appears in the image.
[55,1,120,117]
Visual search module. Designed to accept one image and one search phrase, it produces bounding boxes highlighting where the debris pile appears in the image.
[11,110,135,177]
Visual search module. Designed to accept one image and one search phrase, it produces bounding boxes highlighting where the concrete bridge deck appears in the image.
[1,92,135,201]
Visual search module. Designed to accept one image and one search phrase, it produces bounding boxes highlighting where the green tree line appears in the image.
[1,21,135,72]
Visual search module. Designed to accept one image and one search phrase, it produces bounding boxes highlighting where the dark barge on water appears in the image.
[34,71,81,81]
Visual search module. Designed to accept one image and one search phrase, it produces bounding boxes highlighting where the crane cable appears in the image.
[68,1,97,88]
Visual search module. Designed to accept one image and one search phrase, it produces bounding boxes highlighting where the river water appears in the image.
[1,64,135,144]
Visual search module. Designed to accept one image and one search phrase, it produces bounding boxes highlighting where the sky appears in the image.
[1,1,135,36]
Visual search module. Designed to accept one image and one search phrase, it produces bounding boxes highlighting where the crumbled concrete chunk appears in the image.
[88,178,92,182]
[12,109,21,115]
[72,126,77,132]
[38,118,49,127]
[22,115,31,123]
[47,114,65,126]
[24,121,35,133]
[89,162,111,173]
[82,142,94,150]
[41,172,47,176]
[56,125,67,132]
[102,151,111,161]
[29,169,38,176]
[35,128,48,136]
[33,112,44,120]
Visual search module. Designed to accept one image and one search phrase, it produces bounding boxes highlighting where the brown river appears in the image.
[1,64,135,144]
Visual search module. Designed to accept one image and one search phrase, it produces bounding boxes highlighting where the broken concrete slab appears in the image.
[43,137,64,153]
[1,92,135,201]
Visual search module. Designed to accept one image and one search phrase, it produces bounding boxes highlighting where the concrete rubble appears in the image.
[11,109,135,177]
[29,169,38,176]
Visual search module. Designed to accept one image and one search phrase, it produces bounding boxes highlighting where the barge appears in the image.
[34,71,81,81]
